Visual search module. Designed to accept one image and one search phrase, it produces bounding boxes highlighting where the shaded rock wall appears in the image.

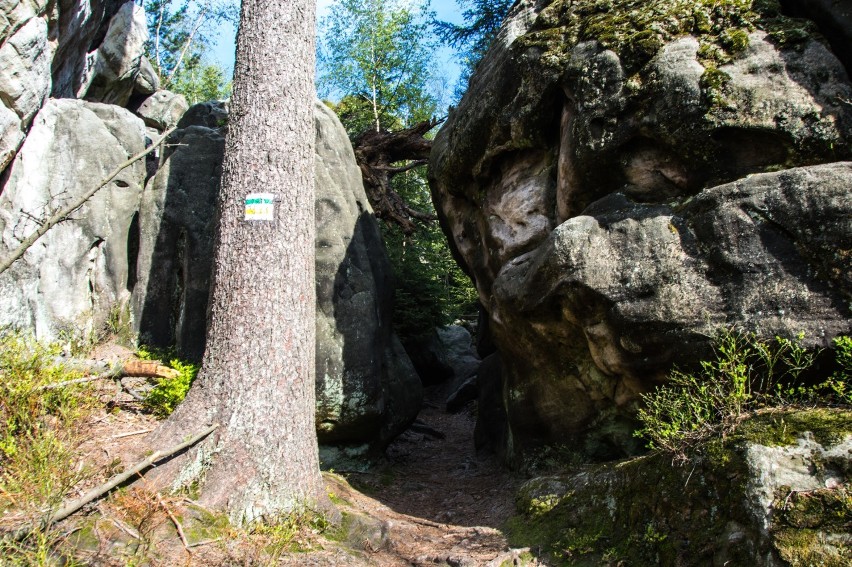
[429,0,852,461]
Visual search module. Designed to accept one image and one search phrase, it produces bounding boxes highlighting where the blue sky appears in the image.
[209,0,465,91]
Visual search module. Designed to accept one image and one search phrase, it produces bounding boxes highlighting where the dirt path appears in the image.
[316,387,536,566]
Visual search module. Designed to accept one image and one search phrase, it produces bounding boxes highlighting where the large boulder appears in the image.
[0,98,147,342]
[78,1,148,106]
[51,0,129,99]
[132,100,422,455]
[429,0,852,461]
[313,100,422,453]
[131,122,222,362]
[135,90,188,130]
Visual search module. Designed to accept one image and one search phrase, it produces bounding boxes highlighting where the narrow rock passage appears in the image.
[324,386,537,566]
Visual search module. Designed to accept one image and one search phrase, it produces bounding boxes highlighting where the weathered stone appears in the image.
[135,89,187,130]
[0,101,23,173]
[446,374,477,413]
[429,0,852,460]
[405,325,481,386]
[0,0,51,45]
[132,100,421,453]
[133,55,159,95]
[313,99,422,450]
[51,0,127,99]
[782,0,852,75]
[0,15,52,125]
[176,99,229,129]
[0,98,147,342]
[131,124,223,362]
[79,1,147,106]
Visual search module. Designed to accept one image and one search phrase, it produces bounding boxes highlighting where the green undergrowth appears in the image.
[0,331,98,564]
[136,345,199,417]
[507,408,851,565]
[634,330,851,460]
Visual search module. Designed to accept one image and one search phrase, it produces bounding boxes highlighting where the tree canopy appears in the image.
[317,0,438,134]
[434,0,513,66]
[318,0,479,342]
[138,0,236,103]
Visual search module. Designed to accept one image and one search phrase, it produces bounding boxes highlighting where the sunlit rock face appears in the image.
[0,99,147,342]
[429,0,852,462]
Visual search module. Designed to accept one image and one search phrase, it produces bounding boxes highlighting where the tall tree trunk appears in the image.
[145,0,325,526]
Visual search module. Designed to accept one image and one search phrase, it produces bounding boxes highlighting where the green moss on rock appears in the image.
[506,409,852,565]
[517,0,818,74]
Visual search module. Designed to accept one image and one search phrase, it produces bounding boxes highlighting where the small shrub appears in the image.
[249,510,330,558]
[634,330,848,458]
[137,346,199,417]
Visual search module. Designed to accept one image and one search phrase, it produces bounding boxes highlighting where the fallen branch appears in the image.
[38,371,119,391]
[109,429,154,440]
[4,423,219,541]
[155,491,191,554]
[187,537,221,548]
[0,127,176,276]
[38,359,180,392]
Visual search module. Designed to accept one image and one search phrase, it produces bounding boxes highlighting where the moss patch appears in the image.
[733,408,852,447]
[517,0,818,75]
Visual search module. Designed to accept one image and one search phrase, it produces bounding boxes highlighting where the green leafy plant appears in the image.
[634,330,848,457]
[249,510,330,557]
[137,346,199,417]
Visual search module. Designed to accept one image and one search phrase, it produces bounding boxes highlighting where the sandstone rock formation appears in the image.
[135,89,188,130]
[0,98,147,342]
[78,1,148,106]
[0,1,154,176]
[0,0,53,172]
[430,0,852,461]
[511,409,852,566]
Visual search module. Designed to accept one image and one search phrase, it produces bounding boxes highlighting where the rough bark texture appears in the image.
[145,0,325,525]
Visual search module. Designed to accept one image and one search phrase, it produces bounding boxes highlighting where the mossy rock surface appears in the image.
[506,410,852,566]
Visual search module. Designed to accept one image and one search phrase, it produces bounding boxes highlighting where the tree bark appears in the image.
[145,0,326,525]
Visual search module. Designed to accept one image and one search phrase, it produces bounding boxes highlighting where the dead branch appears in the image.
[38,359,179,391]
[109,429,154,440]
[3,423,219,541]
[352,118,444,234]
[155,491,191,554]
[0,127,176,276]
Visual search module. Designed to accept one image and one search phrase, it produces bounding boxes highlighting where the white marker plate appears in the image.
[245,193,274,221]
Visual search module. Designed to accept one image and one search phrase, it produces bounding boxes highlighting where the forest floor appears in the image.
[2,343,541,566]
